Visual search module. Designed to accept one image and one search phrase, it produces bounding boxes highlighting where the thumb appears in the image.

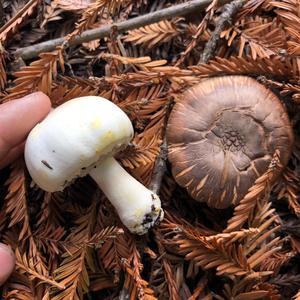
[0,92,51,169]
[0,243,15,285]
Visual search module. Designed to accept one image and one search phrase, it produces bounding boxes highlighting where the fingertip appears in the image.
[0,243,15,285]
[20,92,52,117]
[0,92,52,152]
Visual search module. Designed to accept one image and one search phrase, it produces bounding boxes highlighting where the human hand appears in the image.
[0,92,51,285]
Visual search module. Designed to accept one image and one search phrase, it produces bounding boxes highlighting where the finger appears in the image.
[0,92,51,160]
[0,243,15,285]
[0,142,25,169]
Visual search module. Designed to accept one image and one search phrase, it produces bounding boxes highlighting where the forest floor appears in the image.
[0,0,300,299]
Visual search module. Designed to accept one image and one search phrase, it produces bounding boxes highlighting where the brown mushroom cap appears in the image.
[167,76,294,209]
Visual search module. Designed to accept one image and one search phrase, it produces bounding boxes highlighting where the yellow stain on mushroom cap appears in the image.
[102,130,115,143]
[90,118,102,129]
[95,130,116,153]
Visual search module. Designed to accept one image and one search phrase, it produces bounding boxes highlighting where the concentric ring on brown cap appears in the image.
[166,76,294,209]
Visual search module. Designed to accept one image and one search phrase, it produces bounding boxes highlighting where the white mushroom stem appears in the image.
[89,156,163,235]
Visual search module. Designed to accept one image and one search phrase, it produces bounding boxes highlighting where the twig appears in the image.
[149,136,168,195]
[15,0,230,60]
[149,99,174,195]
[199,0,246,64]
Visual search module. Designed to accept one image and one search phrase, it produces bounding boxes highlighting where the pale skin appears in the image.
[0,92,51,285]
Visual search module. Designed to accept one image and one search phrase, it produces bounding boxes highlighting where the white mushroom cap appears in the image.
[24,96,134,192]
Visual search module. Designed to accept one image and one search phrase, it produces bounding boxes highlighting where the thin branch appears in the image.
[199,0,246,64]
[15,0,230,60]
[149,136,168,195]
[149,99,174,195]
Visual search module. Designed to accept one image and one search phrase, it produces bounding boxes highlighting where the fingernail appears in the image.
[0,243,15,285]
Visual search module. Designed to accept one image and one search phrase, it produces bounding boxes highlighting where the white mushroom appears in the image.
[24,96,164,235]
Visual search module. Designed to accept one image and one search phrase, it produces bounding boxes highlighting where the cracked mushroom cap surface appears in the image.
[166,76,294,209]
